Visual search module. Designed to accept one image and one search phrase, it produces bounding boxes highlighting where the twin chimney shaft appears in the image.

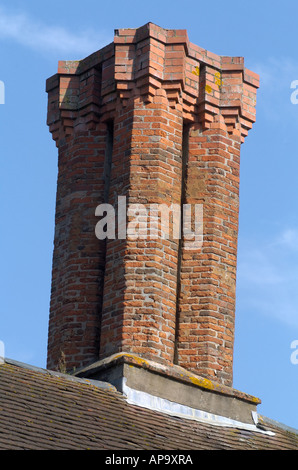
[46,23,259,387]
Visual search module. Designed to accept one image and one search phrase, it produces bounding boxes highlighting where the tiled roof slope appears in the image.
[0,360,297,450]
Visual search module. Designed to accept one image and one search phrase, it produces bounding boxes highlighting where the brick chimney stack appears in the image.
[46,23,259,389]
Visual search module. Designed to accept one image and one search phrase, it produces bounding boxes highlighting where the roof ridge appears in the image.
[260,415,298,436]
[3,357,117,392]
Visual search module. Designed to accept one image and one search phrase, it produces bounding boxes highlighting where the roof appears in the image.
[0,359,297,450]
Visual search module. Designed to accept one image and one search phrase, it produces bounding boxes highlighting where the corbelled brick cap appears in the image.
[47,22,259,143]
[46,23,259,387]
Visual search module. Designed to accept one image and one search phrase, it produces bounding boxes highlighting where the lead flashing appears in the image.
[122,379,275,436]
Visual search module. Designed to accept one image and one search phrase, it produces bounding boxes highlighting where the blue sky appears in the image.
[0,0,298,430]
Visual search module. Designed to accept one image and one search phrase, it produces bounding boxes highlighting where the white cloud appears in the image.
[0,6,109,56]
[237,228,298,328]
[275,228,298,252]
[238,248,284,285]
[253,57,298,89]
[250,57,298,125]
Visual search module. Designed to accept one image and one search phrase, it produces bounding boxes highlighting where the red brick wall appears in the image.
[176,118,241,386]
[99,93,183,365]
[46,23,259,385]
[46,126,108,372]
